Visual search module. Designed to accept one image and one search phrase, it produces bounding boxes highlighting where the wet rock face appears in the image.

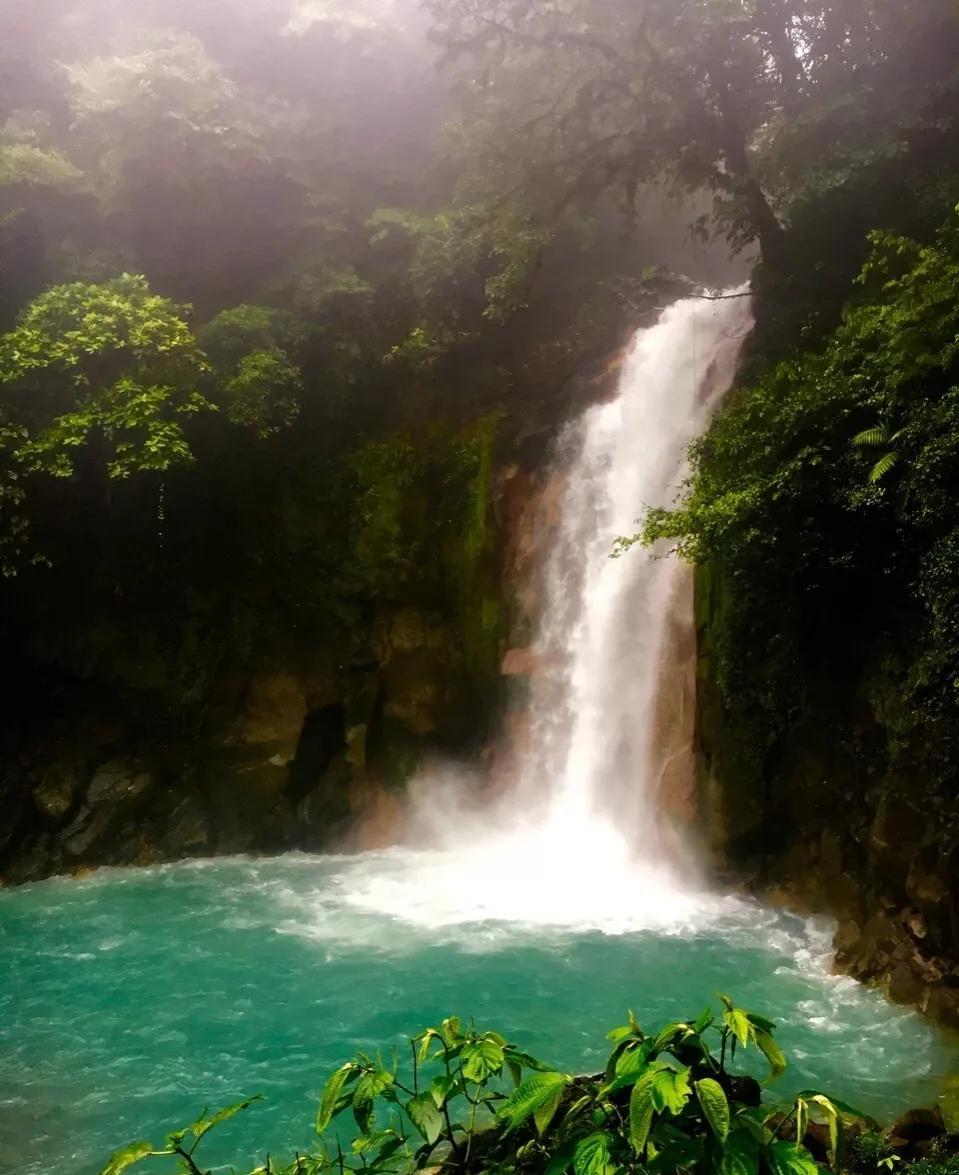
[695,563,959,1028]
[0,598,503,883]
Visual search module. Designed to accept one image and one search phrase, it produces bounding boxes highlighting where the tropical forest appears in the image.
[1,2,959,1174]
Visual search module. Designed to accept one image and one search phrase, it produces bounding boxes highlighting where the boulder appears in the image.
[63,805,116,859]
[501,647,535,677]
[87,759,152,806]
[889,1107,946,1155]
[888,961,926,1006]
[232,672,309,762]
[162,797,209,855]
[924,984,959,1030]
[32,766,80,822]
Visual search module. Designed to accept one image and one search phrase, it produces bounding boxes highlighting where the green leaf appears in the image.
[534,1084,565,1136]
[187,1095,263,1143]
[693,1008,715,1034]
[695,1078,730,1143]
[461,1038,505,1082]
[629,1072,656,1154]
[352,1070,393,1135]
[407,1093,443,1146]
[499,1072,569,1132]
[651,1021,690,1053]
[440,1016,463,1046]
[650,1066,691,1115]
[417,1029,439,1064]
[805,1094,844,1169]
[503,1046,553,1073]
[754,1029,787,1082]
[573,1131,618,1175]
[868,452,899,482]
[316,1065,355,1135]
[721,1130,760,1175]
[723,1008,751,1048]
[793,1090,874,1125]
[603,1042,651,1093]
[852,426,887,448]
[429,1074,457,1108]
[745,1012,776,1034]
[99,1141,158,1175]
[768,1141,821,1175]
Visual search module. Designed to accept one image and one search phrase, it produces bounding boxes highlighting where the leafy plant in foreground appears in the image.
[100,996,866,1175]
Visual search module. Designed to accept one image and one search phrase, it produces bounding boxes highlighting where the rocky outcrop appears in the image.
[0,594,502,883]
[695,564,959,1029]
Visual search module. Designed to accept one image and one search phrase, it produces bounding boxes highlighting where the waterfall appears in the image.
[512,291,754,862]
[348,292,753,930]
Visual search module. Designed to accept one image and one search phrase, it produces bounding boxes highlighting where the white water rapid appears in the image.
[346,292,754,932]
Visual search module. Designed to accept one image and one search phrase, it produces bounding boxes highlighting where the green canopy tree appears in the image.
[426,0,959,263]
[0,274,213,569]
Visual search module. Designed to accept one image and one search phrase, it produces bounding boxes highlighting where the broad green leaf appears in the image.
[795,1099,808,1151]
[606,1025,636,1044]
[503,1046,553,1073]
[417,1029,439,1064]
[352,1070,393,1135]
[99,1141,157,1175]
[651,1021,690,1052]
[603,1042,651,1092]
[693,1008,715,1034]
[187,1095,262,1142]
[316,1065,354,1135]
[745,1012,776,1034]
[768,1141,821,1175]
[650,1066,691,1115]
[852,426,887,448]
[629,1072,656,1154]
[499,1071,569,1132]
[563,1095,594,1125]
[461,1038,505,1082]
[429,1074,457,1108]
[721,1130,760,1175]
[695,1078,730,1143]
[754,1030,787,1082]
[723,1008,751,1048]
[869,452,899,482]
[534,1084,565,1136]
[407,1093,443,1145]
[440,1017,463,1046]
[793,1090,874,1125]
[805,1094,844,1169]
[573,1131,618,1175]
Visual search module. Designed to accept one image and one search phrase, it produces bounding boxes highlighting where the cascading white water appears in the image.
[346,292,753,929]
[513,291,754,858]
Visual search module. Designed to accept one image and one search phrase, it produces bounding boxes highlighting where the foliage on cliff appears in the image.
[639,203,959,798]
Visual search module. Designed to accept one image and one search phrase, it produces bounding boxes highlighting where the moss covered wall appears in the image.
[0,414,511,884]
[695,565,959,1028]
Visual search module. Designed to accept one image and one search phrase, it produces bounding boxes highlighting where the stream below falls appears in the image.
[0,852,952,1174]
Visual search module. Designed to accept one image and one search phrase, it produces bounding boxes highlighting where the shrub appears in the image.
[100,995,863,1175]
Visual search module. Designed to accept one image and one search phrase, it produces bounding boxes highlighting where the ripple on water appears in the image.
[0,853,951,1175]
